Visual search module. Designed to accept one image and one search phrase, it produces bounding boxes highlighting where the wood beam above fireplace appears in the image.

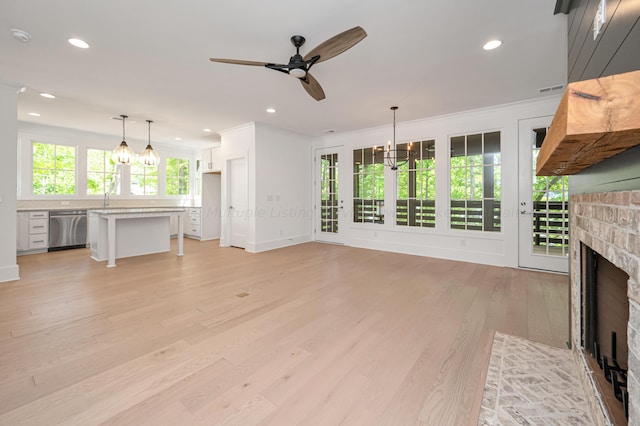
[536,70,640,176]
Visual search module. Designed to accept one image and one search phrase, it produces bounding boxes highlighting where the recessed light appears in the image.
[203,128,211,132]
[175,137,182,141]
[266,108,276,113]
[11,29,32,43]
[483,40,502,51]
[28,112,41,117]
[40,93,56,99]
[68,38,90,49]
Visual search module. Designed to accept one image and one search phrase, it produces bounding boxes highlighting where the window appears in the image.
[531,128,569,256]
[353,147,384,224]
[166,157,190,196]
[397,140,436,227]
[130,161,158,195]
[320,153,339,233]
[32,142,76,195]
[87,149,121,195]
[450,131,501,231]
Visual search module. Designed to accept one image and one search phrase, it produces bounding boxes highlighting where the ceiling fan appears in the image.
[209,26,367,101]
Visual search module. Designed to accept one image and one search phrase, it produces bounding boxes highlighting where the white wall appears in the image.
[218,122,313,252]
[312,96,562,268]
[253,123,312,251]
[0,84,20,282]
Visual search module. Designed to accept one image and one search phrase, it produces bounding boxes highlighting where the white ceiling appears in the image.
[0,0,567,149]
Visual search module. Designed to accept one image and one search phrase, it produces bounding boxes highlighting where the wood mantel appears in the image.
[536,69,640,176]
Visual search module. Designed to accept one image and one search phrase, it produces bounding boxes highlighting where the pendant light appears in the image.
[140,120,160,166]
[373,106,412,170]
[112,115,135,165]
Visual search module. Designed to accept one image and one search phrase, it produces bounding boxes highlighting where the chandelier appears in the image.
[139,120,160,166]
[374,106,412,170]
[112,115,134,165]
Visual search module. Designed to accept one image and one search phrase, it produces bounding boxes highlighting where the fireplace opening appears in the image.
[582,243,630,423]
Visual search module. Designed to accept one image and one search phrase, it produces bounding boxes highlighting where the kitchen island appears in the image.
[88,208,186,267]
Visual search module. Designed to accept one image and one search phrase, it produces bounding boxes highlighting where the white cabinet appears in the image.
[185,208,202,239]
[17,211,49,254]
[201,147,221,173]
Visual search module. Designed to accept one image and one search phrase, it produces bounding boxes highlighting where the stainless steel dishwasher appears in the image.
[49,210,87,251]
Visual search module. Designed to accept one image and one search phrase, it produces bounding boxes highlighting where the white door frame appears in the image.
[222,156,248,249]
[314,146,345,244]
[518,116,569,273]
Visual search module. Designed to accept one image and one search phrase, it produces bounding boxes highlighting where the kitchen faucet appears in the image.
[104,192,110,207]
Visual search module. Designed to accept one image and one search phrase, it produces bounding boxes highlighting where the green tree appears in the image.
[166,157,189,196]
[32,142,75,195]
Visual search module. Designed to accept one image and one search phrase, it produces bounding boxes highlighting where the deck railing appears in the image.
[532,200,568,248]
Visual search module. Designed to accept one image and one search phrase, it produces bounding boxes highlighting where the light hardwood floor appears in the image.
[0,240,569,425]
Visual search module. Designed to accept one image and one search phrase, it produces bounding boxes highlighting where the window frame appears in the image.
[129,157,159,196]
[165,156,191,197]
[449,130,502,233]
[31,140,77,197]
[86,147,122,196]
[395,139,436,228]
[353,145,385,224]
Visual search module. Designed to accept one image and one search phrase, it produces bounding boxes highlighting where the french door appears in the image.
[518,116,569,273]
[315,147,345,244]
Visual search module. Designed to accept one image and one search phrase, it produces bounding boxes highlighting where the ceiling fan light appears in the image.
[289,68,307,79]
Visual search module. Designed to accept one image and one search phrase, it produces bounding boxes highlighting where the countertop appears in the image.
[89,207,188,215]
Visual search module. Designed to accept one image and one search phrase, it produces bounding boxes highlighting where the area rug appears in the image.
[478,332,594,425]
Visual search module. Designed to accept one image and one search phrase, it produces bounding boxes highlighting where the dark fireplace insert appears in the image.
[582,243,630,423]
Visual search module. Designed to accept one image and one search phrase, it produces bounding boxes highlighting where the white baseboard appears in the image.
[247,235,312,253]
[0,264,20,283]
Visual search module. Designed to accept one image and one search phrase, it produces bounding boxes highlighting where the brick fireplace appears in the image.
[570,190,640,424]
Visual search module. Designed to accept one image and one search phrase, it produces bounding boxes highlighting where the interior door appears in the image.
[315,147,344,244]
[518,116,569,273]
[228,157,247,248]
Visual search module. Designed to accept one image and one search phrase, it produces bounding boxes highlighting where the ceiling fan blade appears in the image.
[303,26,367,64]
[209,58,269,66]
[300,73,326,101]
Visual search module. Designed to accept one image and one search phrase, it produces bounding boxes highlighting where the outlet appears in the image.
[460,239,466,247]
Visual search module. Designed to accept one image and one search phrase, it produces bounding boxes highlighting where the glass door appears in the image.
[315,147,344,244]
[518,117,569,272]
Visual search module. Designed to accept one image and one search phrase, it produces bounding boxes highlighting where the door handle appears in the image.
[229,206,234,210]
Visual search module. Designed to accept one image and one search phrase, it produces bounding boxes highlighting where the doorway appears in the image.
[315,147,345,244]
[518,116,569,273]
